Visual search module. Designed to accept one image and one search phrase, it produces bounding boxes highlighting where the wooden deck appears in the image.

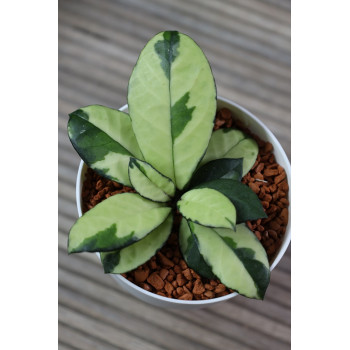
[58,0,291,349]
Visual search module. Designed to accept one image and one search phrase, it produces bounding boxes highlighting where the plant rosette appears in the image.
[68,31,291,309]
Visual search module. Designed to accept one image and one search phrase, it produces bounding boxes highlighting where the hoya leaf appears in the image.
[68,193,171,254]
[196,179,267,223]
[189,222,270,299]
[189,158,243,189]
[128,31,216,190]
[179,218,216,280]
[200,129,246,165]
[200,128,258,176]
[128,158,175,202]
[225,138,259,176]
[68,106,143,186]
[70,105,143,158]
[177,188,236,229]
[100,214,173,274]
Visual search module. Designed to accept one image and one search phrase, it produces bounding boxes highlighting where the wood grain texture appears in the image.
[58,0,290,349]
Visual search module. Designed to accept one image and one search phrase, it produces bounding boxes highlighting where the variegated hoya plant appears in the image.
[67,31,271,299]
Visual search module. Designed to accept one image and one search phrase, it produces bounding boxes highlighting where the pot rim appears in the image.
[75,95,291,305]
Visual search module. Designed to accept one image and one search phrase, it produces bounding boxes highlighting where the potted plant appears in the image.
[68,31,291,309]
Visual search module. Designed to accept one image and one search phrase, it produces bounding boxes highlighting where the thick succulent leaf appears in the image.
[70,105,143,159]
[196,179,267,223]
[225,138,259,176]
[177,188,236,229]
[68,193,171,254]
[200,129,246,164]
[200,128,258,176]
[100,214,173,274]
[179,218,216,280]
[128,31,216,189]
[189,222,270,299]
[189,158,243,189]
[68,106,143,186]
[128,158,175,202]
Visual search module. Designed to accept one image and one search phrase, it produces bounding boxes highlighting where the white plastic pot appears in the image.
[75,96,291,310]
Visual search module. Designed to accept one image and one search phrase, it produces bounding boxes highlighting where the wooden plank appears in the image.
[58,1,290,79]
[59,54,129,96]
[278,252,291,273]
[58,162,79,187]
[191,0,290,35]
[58,249,290,347]
[59,267,269,350]
[58,23,291,95]
[263,281,290,308]
[59,256,290,350]
[204,301,290,343]
[169,307,290,349]
[58,214,74,235]
[58,180,76,204]
[271,266,291,290]
[217,84,291,129]
[58,342,76,350]
[58,6,291,157]
[58,145,80,171]
[58,24,139,66]
[217,86,291,159]
[58,127,73,148]
[59,322,120,350]
[59,245,290,336]
[60,286,213,350]
[58,131,78,153]
[59,304,165,350]
[223,0,290,26]
[58,8,289,109]
[58,252,290,333]
[59,196,78,220]
[118,0,289,63]
[58,78,123,111]
[58,39,133,78]
[260,0,291,11]
[59,42,290,115]
[58,247,291,332]
[58,68,126,107]
[58,110,69,130]
[235,295,290,327]
[59,34,291,111]
[79,0,290,50]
